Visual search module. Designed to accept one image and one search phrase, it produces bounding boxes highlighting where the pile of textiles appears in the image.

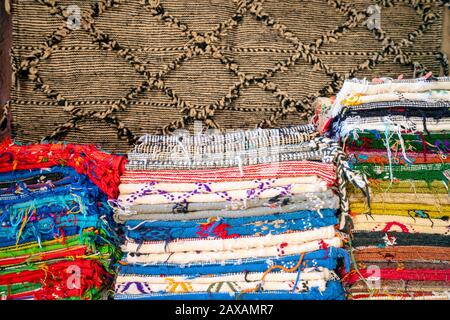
[0,139,125,300]
[112,124,366,300]
[327,76,450,300]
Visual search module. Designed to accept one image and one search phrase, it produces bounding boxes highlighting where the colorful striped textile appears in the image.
[326,76,450,300]
[113,125,363,300]
[0,141,125,300]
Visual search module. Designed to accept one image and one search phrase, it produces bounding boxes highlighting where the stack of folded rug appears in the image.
[0,139,125,300]
[112,125,364,300]
[328,76,450,300]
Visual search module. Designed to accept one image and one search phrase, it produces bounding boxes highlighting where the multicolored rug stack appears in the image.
[112,125,362,300]
[327,76,450,300]
[0,139,125,300]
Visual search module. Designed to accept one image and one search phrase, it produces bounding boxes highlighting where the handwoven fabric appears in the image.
[350,203,450,218]
[348,151,447,165]
[344,131,450,153]
[123,209,338,240]
[124,237,342,265]
[336,116,450,138]
[0,259,112,300]
[327,76,450,300]
[120,189,338,215]
[0,139,126,198]
[353,261,450,270]
[115,280,346,300]
[110,115,375,300]
[348,293,450,300]
[120,161,337,184]
[134,125,318,153]
[123,226,336,254]
[118,279,330,295]
[334,108,450,133]
[112,124,368,300]
[120,176,327,194]
[350,193,450,206]
[346,275,450,300]
[337,101,450,111]
[352,162,450,181]
[347,279,450,300]
[345,268,450,285]
[348,280,450,292]
[119,181,329,205]
[126,137,339,170]
[114,197,340,223]
[351,231,450,248]
[0,186,117,246]
[121,132,366,228]
[331,77,450,117]
[0,141,123,300]
[115,268,338,295]
[8,0,448,152]
[0,231,117,267]
[341,90,450,106]
[118,248,350,276]
[351,246,450,262]
[352,214,450,234]
[348,180,449,195]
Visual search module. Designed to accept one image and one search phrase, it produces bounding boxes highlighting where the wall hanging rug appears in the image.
[7,0,449,153]
[111,125,368,300]
[325,76,450,300]
[0,140,125,300]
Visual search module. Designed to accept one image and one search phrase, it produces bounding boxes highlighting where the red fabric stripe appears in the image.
[0,139,125,198]
[0,259,111,300]
[345,268,450,285]
[122,161,336,184]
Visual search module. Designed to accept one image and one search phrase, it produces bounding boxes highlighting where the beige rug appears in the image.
[9,0,448,152]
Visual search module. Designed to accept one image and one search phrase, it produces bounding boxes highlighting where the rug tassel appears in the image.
[5,0,10,14]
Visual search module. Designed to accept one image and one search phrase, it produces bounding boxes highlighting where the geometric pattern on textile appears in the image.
[9,0,448,152]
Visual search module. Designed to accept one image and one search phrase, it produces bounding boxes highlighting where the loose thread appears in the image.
[16,208,30,246]
[383,120,395,191]
[346,235,376,298]
[237,253,305,298]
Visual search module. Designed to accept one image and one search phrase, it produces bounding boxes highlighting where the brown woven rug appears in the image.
[8,0,449,152]
[0,1,11,141]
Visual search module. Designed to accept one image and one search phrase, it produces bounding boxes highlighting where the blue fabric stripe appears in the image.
[124,209,337,241]
[118,248,350,276]
[126,217,337,241]
[125,209,337,229]
[114,281,345,300]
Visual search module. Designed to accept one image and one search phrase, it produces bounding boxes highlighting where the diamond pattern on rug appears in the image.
[8,0,449,152]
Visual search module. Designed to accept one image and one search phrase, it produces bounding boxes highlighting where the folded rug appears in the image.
[113,126,366,300]
[115,268,337,295]
[118,189,338,215]
[0,139,125,198]
[327,76,450,300]
[352,214,450,234]
[123,210,338,241]
[0,143,124,300]
[115,280,346,300]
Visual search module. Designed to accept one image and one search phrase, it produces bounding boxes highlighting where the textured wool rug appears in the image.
[8,0,449,152]
[0,1,11,141]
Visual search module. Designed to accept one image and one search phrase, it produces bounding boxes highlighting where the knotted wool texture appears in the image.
[8,0,448,152]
